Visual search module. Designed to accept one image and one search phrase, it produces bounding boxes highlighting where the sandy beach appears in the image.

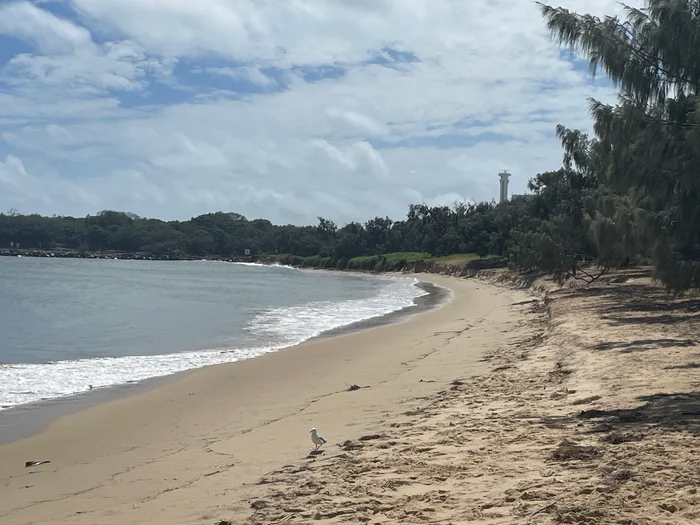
[0,274,535,524]
[243,270,700,525]
[2,270,699,525]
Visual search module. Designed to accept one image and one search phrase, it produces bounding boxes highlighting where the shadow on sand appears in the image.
[542,391,700,436]
[593,338,696,353]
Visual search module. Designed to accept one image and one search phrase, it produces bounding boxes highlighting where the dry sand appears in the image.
[243,270,700,525]
[3,270,699,525]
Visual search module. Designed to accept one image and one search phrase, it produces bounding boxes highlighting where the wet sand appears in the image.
[0,274,536,524]
[0,279,449,445]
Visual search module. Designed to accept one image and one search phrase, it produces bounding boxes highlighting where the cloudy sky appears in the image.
[0,0,634,225]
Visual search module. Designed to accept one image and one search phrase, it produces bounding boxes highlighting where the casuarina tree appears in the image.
[539,0,700,291]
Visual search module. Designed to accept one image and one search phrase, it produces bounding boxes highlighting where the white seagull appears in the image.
[310,427,327,451]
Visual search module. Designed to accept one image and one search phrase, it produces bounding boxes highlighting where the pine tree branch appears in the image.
[538,3,700,96]
[614,19,699,91]
[574,265,609,284]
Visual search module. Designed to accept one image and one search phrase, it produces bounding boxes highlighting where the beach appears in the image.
[2,270,699,525]
[244,270,700,525]
[0,274,533,524]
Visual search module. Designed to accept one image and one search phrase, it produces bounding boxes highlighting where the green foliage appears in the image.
[271,252,494,273]
[539,0,700,290]
[0,202,523,266]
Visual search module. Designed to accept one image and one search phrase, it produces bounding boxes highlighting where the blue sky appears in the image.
[0,0,631,224]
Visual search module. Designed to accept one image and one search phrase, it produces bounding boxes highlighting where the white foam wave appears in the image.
[248,276,428,344]
[0,345,278,409]
[0,277,427,409]
[232,261,298,270]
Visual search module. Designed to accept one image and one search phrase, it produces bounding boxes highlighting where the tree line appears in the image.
[1,1,698,292]
[0,201,525,262]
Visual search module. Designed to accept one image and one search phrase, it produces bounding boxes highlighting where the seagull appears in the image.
[310,427,327,451]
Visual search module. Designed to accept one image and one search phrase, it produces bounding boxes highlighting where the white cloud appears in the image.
[325,108,388,137]
[0,0,641,223]
[69,0,632,66]
[0,154,28,186]
[0,1,91,54]
[0,2,175,94]
[203,66,277,88]
[0,154,98,209]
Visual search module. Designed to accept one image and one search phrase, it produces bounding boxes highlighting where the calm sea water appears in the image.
[0,258,428,408]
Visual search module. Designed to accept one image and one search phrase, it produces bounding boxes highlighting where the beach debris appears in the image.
[346,384,370,391]
[492,365,514,372]
[549,439,601,461]
[659,503,678,513]
[340,439,364,451]
[599,431,642,444]
[530,502,557,517]
[24,460,51,468]
[310,427,327,451]
[358,434,382,441]
[550,388,574,400]
[571,395,602,405]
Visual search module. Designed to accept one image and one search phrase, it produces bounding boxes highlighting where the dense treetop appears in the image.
[2,1,698,292]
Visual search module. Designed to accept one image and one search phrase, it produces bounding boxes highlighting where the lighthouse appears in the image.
[498,170,511,204]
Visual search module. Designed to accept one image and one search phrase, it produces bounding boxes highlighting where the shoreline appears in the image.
[4,268,697,524]
[0,273,536,525]
[0,275,449,444]
[244,269,700,525]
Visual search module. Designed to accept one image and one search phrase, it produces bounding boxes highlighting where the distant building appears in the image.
[498,170,511,204]
[512,193,535,201]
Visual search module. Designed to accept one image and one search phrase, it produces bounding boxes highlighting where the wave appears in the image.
[248,276,428,344]
[0,346,276,409]
[0,277,427,409]
[231,261,298,270]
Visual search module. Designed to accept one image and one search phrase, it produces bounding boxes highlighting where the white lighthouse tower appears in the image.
[498,170,511,204]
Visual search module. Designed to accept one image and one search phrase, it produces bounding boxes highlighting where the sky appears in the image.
[0,0,637,225]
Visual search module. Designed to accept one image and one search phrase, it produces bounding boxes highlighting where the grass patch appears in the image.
[266,252,504,272]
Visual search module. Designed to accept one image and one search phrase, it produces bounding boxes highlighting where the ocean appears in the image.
[0,257,432,410]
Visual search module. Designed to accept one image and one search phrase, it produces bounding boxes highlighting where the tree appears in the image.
[336,222,367,259]
[86,225,109,251]
[316,217,338,256]
[510,168,603,282]
[364,217,392,254]
[540,0,700,290]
